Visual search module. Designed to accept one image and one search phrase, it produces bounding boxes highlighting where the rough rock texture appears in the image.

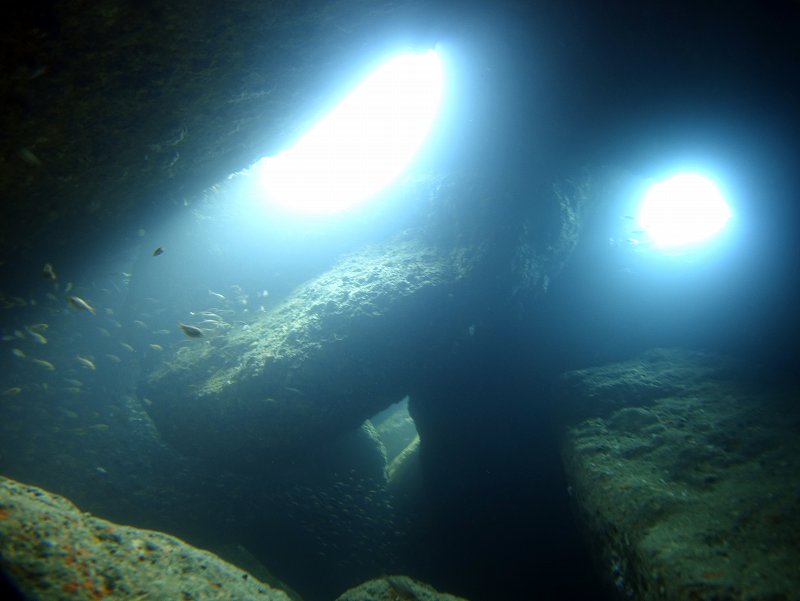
[0,476,293,601]
[142,236,464,462]
[557,348,800,601]
[334,575,468,601]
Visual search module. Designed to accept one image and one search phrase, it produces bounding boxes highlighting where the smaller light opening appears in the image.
[638,173,732,250]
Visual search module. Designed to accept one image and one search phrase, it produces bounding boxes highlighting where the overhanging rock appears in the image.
[143,236,466,462]
[557,348,800,601]
[142,174,588,464]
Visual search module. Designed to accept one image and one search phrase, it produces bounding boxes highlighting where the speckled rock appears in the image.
[557,348,800,601]
[0,476,293,601]
[334,575,468,601]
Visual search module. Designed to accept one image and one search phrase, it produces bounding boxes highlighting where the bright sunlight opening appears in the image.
[638,173,732,250]
[254,50,444,216]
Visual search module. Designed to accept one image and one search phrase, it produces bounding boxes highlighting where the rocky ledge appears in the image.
[557,348,800,601]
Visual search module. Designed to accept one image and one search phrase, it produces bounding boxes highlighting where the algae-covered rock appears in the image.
[0,476,293,601]
[335,574,469,601]
[557,348,800,601]
[142,236,466,462]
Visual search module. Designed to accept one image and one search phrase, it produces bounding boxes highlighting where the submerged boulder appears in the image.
[557,348,800,601]
[0,476,293,601]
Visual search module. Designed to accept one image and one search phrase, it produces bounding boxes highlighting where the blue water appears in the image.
[1,2,799,601]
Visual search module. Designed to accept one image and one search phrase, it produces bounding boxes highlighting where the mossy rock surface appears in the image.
[143,236,463,462]
[558,348,800,601]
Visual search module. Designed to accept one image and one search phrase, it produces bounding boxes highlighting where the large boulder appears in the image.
[0,476,293,601]
[557,348,800,601]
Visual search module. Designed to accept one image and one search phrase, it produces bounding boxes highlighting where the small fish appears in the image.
[76,356,96,370]
[63,378,83,387]
[105,354,121,364]
[63,387,83,394]
[2,387,22,397]
[28,323,48,332]
[42,263,57,281]
[120,342,135,353]
[67,295,96,315]
[26,328,47,345]
[208,290,225,300]
[133,320,148,329]
[192,311,223,321]
[152,247,164,256]
[11,348,26,359]
[64,282,73,293]
[153,329,171,335]
[97,327,111,337]
[178,322,203,338]
[199,319,228,327]
[32,358,55,371]
[148,344,163,352]
[18,147,42,167]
